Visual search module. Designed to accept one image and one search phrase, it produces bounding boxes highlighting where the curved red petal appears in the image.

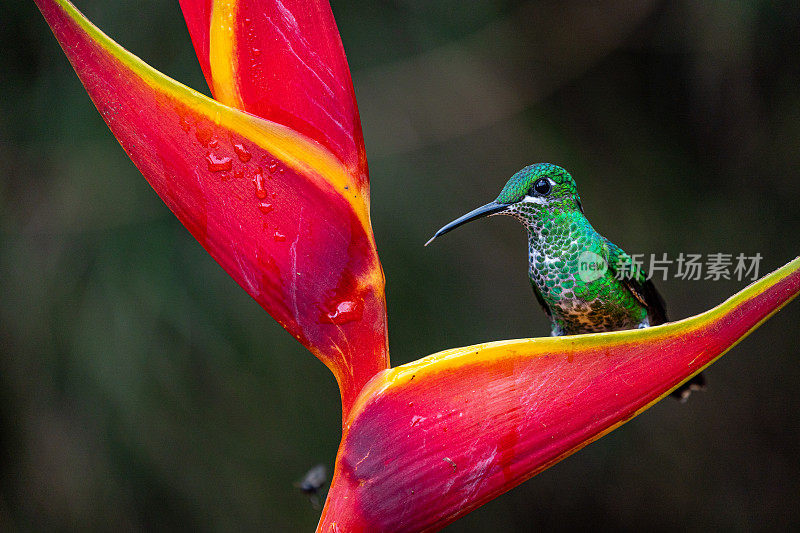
[178,0,368,184]
[319,258,800,531]
[35,0,388,416]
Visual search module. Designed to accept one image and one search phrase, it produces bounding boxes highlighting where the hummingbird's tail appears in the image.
[670,372,706,402]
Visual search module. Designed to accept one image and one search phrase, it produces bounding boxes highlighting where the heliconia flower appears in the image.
[34,0,800,531]
[321,258,800,531]
[34,0,388,419]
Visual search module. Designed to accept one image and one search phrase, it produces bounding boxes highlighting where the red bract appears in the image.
[178,0,368,180]
[322,259,800,531]
[34,1,800,531]
[34,0,387,418]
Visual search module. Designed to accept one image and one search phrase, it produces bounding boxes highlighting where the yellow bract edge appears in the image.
[349,256,800,418]
[209,0,244,110]
[51,0,372,232]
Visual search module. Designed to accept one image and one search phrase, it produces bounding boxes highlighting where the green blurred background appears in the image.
[2,0,799,530]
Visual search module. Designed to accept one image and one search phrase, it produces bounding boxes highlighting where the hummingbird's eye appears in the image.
[531,178,551,196]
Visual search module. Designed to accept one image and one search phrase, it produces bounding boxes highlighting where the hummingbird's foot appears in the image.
[670,373,706,402]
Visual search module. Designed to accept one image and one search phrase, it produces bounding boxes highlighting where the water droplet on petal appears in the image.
[252,48,261,57]
[267,160,279,173]
[252,168,267,199]
[273,231,286,242]
[233,143,252,162]
[258,202,273,214]
[320,300,363,324]
[206,153,233,172]
[195,122,213,146]
[208,139,219,149]
[410,415,426,427]
[179,114,192,132]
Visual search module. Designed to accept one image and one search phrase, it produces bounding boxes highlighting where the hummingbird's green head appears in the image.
[425,163,584,245]
[495,163,581,208]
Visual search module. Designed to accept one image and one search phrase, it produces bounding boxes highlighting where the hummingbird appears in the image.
[426,163,704,401]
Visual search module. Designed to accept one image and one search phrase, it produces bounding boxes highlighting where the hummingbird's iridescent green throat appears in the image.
[426,162,704,399]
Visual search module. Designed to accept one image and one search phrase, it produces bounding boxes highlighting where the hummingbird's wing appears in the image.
[603,239,668,325]
[604,239,704,400]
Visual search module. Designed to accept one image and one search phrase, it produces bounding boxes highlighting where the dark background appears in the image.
[2,0,799,530]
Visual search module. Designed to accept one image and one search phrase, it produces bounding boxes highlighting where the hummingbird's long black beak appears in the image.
[425,201,508,246]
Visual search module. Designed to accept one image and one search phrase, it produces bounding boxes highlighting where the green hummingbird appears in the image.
[426,163,704,401]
